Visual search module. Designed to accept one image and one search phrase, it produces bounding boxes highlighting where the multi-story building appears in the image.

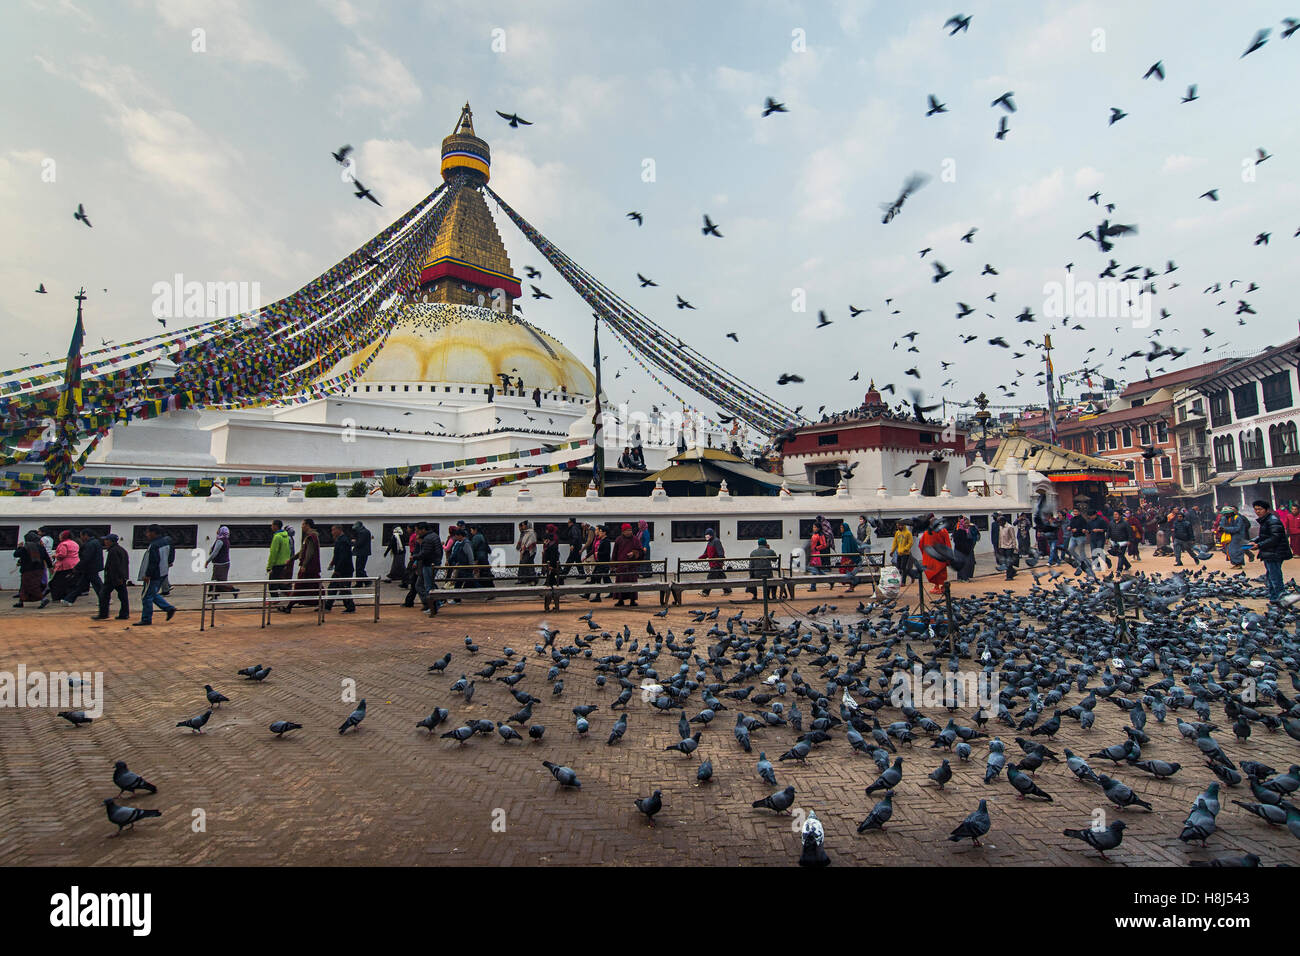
[1170,386,1213,504]
[1194,337,1300,510]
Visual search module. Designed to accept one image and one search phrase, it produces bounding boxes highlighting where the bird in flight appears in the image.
[496,111,532,127]
[816,310,832,329]
[675,295,695,310]
[926,94,948,116]
[637,273,657,287]
[725,332,739,342]
[1255,232,1270,246]
[331,144,352,164]
[961,227,977,243]
[701,214,723,237]
[762,97,788,117]
[981,263,999,276]
[1242,28,1270,57]
[1181,84,1198,103]
[524,266,542,278]
[530,285,552,300]
[955,302,973,318]
[353,181,381,206]
[1143,61,1165,81]
[1256,147,1271,164]
[880,173,928,224]
[991,91,1016,112]
[777,373,804,385]
[1200,189,1219,201]
[995,116,1009,140]
[1108,107,1127,125]
[848,305,867,316]
[944,13,971,35]
[931,261,952,282]
[626,211,643,226]
[35,283,47,294]
[74,203,92,228]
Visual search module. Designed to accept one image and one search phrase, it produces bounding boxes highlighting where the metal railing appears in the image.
[200,576,380,630]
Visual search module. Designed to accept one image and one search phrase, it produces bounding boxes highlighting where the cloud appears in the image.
[150,0,306,81]
[1161,154,1206,174]
[336,37,423,128]
[1012,167,1066,219]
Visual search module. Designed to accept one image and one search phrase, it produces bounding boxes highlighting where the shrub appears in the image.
[304,481,339,498]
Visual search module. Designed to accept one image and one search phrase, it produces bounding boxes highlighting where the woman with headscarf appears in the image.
[12,530,53,607]
[611,522,645,606]
[1219,506,1251,569]
[49,530,81,604]
[918,517,952,595]
[952,517,975,581]
[384,525,406,583]
[638,520,652,577]
[207,525,236,593]
[541,524,563,587]
[839,524,861,592]
[282,519,322,613]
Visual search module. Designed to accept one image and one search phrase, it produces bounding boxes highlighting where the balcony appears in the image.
[1177,442,1209,461]
[1241,455,1267,471]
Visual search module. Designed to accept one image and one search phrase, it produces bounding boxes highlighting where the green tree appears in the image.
[304,480,339,498]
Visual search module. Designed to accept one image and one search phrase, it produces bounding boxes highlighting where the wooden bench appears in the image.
[670,557,779,604]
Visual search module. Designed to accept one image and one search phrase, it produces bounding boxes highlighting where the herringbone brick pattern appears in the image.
[1,553,1297,866]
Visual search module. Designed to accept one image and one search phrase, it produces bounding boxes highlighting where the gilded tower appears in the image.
[411,104,522,310]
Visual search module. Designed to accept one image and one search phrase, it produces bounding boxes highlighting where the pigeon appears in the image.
[542,760,581,787]
[626,211,643,226]
[697,759,713,783]
[58,710,93,727]
[858,791,894,832]
[701,214,722,238]
[1099,775,1153,811]
[1143,60,1165,81]
[929,759,953,790]
[103,799,161,834]
[338,700,367,735]
[666,731,702,756]
[944,13,971,35]
[761,97,788,117]
[1241,28,1270,57]
[113,761,157,796]
[1108,107,1127,125]
[752,785,796,814]
[269,720,302,737]
[1133,760,1181,779]
[1063,820,1127,859]
[866,758,903,795]
[607,713,627,745]
[1064,749,1101,784]
[35,283,47,294]
[204,685,229,708]
[176,710,212,734]
[635,789,663,826]
[1008,765,1053,801]
[428,653,452,673]
[74,203,92,227]
[925,94,948,116]
[948,799,990,845]
[1231,800,1295,825]
[495,111,533,127]
[990,91,1016,112]
[352,181,381,206]
[248,666,271,682]
[757,752,777,785]
[799,810,829,866]
[1180,799,1218,846]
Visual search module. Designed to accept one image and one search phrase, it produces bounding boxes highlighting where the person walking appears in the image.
[953,517,975,581]
[699,529,731,596]
[890,520,915,582]
[1219,506,1251,570]
[267,520,293,600]
[839,523,861,592]
[351,521,372,580]
[1066,509,1089,569]
[135,525,176,626]
[95,533,130,620]
[12,530,53,608]
[74,528,104,604]
[532,386,541,408]
[516,520,537,584]
[856,515,872,547]
[323,524,356,613]
[384,525,406,583]
[541,524,563,587]
[561,518,583,583]
[469,523,494,590]
[448,527,475,594]
[920,517,953,593]
[808,521,832,591]
[1126,510,1142,562]
[282,519,322,613]
[1171,509,1199,566]
[746,537,779,601]
[637,520,652,577]
[206,525,237,594]
[611,523,644,606]
[47,530,81,605]
[1280,503,1300,560]
[997,516,1018,578]
[1106,511,1133,576]
[586,525,612,602]
[1252,499,1292,602]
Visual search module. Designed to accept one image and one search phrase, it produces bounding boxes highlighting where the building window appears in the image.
[1213,435,1236,471]
[1240,428,1265,469]
[1108,430,1117,450]
[1181,467,1192,485]
[1232,383,1259,420]
[131,524,198,550]
[1131,398,1144,407]
[671,521,715,543]
[737,520,783,541]
[1269,421,1300,466]
[1139,424,1150,445]
[1208,391,1231,428]
[1262,371,1293,413]
[1160,456,1171,479]
[1156,421,1167,443]
[1142,459,1154,480]
[1122,426,1132,447]
[817,433,839,446]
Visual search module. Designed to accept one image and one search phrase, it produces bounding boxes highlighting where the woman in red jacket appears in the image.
[918,518,952,595]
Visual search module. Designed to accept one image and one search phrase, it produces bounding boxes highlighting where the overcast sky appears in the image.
[2,0,1296,428]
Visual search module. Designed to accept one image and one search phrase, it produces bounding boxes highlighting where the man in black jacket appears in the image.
[324,525,356,613]
[469,524,493,589]
[135,526,176,626]
[1253,499,1292,602]
[562,517,583,583]
[1171,509,1199,567]
[73,528,104,604]
[351,521,372,579]
[1106,511,1132,575]
[94,533,130,620]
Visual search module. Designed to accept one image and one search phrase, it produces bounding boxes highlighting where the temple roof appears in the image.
[989,432,1126,478]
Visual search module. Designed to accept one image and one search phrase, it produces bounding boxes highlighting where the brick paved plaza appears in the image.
[1,552,1297,867]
